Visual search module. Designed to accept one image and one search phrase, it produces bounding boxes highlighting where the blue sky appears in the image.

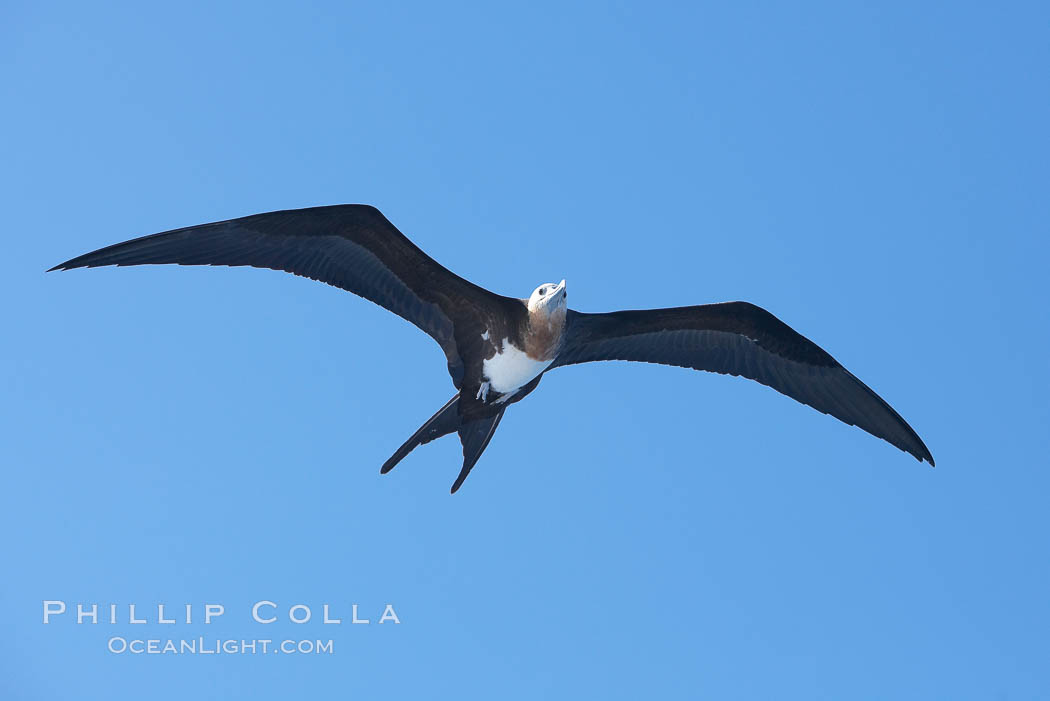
[3,1,1048,698]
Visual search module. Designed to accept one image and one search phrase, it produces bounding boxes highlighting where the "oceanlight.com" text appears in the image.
[107,637,335,655]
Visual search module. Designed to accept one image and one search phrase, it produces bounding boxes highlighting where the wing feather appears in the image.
[553,302,934,465]
[49,204,520,387]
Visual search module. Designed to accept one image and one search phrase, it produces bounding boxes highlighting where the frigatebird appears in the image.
[50,204,934,492]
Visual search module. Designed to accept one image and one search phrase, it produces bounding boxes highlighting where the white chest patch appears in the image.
[482,337,553,394]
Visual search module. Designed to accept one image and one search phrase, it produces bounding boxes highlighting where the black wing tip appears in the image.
[908,431,935,467]
[48,254,101,272]
[906,441,935,467]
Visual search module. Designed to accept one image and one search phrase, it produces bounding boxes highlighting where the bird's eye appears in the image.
[539,287,548,295]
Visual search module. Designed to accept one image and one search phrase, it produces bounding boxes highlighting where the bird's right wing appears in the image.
[552,302,934,464]
[49,204,520,387]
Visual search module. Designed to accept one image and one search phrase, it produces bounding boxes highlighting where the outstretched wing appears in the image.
[552,302,934,464]
[49,204,520,387]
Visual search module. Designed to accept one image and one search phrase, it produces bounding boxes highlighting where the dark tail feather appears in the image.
[450,411,504,494]
[381,393,461,475]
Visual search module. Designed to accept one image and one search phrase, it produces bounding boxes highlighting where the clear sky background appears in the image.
[3,1,1048,699]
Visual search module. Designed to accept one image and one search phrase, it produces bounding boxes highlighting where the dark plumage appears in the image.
[50,204,934,492]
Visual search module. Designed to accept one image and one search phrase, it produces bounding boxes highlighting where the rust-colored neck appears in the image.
[524,307,566,361]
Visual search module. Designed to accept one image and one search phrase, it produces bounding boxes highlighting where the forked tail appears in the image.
[381,392,507,494]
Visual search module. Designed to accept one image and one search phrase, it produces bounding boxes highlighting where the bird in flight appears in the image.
[50,205,934,492]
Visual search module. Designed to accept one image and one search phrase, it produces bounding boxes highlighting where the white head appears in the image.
[527,279,567,314]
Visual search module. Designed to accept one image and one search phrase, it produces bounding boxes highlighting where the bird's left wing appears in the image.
[552,302,934,464]
[49,205,519,387]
